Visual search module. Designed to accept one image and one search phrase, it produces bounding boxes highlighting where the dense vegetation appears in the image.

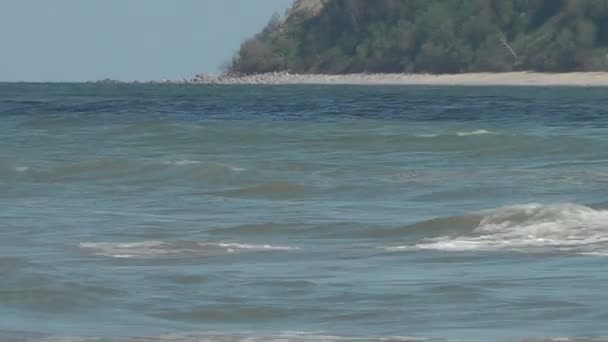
[228,0,608,74]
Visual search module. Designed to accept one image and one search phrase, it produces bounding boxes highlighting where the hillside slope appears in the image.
[229,0,608,74]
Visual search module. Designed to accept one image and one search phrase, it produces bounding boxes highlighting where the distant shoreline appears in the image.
[81,72,608,87]
[184,72,608,86]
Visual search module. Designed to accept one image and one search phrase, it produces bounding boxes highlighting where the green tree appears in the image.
[227,0,608,74]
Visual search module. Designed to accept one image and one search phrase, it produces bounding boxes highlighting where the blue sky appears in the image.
[0,0,293,82]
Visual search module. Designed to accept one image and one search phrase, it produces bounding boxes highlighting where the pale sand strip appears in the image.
[189,72,608,86]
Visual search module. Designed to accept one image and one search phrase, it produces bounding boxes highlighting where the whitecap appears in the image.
[162,160,246,172]
[211,242,298,251]
[14,166,29,172]
[7,332,607,342]
[24,332,429,342]
[79,240,298,258]
[163,160,201,166]
[456,129,495,136]
[382,203,608,255]
[215,162,246,172]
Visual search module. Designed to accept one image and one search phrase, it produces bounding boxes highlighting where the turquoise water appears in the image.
[2,83,608,342]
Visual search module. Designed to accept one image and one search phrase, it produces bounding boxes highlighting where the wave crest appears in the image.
[456,129,495,136]
[79,240,299,258]
[0,331,430,342]
[384,203,608,254]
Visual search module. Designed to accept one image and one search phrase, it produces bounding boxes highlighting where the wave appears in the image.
[162,159,201,166]
[79,241,299,258]
[215,162,247,172]
[3,159,246,182]
[208,181,307,199]
[0,331,432,342]
[209,223,309,236]
[4,330,604,342]
[162,160,246,172]
[414,129,496,138]
[0,165,31,176]
[208,222,383,239]
[382,203,608,255]
[456,129,495,136]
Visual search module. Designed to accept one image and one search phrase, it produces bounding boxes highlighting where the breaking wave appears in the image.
[383,203,608,255]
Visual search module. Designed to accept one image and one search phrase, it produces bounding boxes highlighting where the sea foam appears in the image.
[162,160,246,172]
[383,203,608,255]
[79,240,299,258]
[163,160,201,166]
[9,331,428,342]
[456,129,495,136]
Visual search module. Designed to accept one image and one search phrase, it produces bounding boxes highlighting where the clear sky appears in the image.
[0,0,293,82]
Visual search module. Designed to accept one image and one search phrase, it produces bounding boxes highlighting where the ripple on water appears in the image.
[0,273,119,312]
[207,181,308,199]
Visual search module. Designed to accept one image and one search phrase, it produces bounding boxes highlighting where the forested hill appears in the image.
[228,0,608,75]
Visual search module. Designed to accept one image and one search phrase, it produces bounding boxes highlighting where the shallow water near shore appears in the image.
[2,83,608,342]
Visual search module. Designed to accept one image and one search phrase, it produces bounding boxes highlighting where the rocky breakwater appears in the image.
[186,72,608,86]
[97,72,608,86]
[189,72,314,85]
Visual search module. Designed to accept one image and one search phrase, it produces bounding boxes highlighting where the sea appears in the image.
[2,83,608,342]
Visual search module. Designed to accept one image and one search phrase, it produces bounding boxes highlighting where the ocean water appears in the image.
[2,83,608,342]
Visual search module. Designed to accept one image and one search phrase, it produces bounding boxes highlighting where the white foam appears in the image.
[14,332,608,342]
[79,241,164,249]
[382,203,608,255]
[215,162,246,172]
[211,242,298,251]
[28,332,427,342]
[14,166,29,172]
[162,160,246,172]
[163,160,201,166]
[415,130,495,138]
[590,171,608,182]
[110,254,136,258]
[79,241,298,258]
[456,129,495,136]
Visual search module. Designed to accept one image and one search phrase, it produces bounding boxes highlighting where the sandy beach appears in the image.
[189,71,608,86]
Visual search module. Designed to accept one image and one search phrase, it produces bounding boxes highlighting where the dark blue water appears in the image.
[2,83,608,342]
